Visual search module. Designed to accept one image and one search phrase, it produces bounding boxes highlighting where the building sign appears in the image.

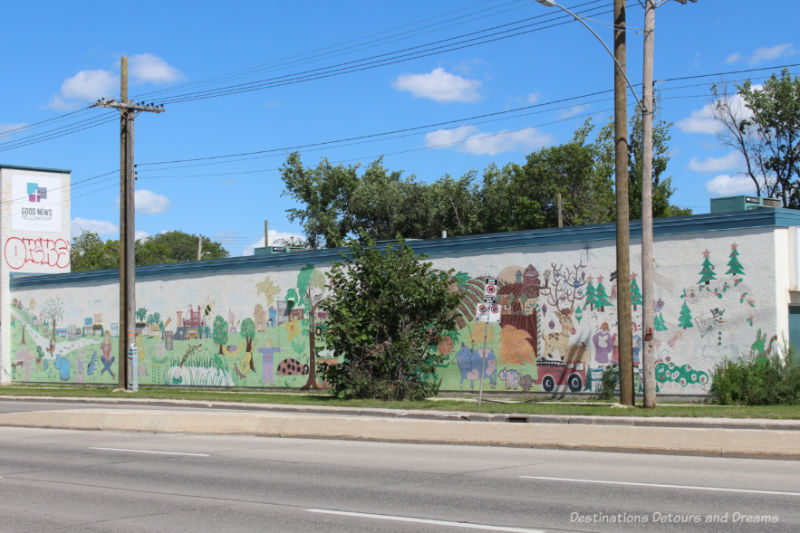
[11,174,62,232]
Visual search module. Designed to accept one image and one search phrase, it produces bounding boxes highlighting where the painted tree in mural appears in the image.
[136,307,147,322]
[256,276,281,317]
[698,249,717,287]
[584,277,596,310]
[726,243,745,278]
[212,315,229,355]
[654,313,668,331]
[240,317,256,372]
[42,298,64,342]
[593,275,613,311]
[630,274,642,311]
[285,264,327,390]
[678,301,693,329]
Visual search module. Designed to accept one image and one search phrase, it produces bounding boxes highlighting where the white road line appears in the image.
[307,509,545,532]
[90,447,209,457]
[520,476,800,497]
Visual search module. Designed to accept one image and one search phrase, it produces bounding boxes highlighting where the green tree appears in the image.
[678,301,693,329]
[698,250,717,286]
[136,231,228,264]
[70,231,119,272]
[285,264,327,390]
[711,69,800,206]
[320,237,463,400]
[280,152,360,248]
[596,107,691,220]
[726,243,745,276]
[630,276,642,311]
[70,230,228,272]
[240,317,256,356]
[212,315,229,355]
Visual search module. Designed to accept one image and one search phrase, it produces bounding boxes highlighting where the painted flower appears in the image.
[286,318,300,341]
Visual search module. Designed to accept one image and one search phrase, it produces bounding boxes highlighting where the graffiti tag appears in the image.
[4,237,70,270]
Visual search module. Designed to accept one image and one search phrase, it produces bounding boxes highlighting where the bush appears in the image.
[597,364,619,401]
[320,236,463,400]
[711,348,800,405]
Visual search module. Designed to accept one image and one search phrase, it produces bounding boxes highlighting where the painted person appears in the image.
[592,322,614,363]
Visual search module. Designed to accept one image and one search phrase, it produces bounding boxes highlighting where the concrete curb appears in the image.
[4,395,800,431]
[1,407,800,460]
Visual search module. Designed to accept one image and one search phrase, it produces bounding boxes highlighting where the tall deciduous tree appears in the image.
[71,230,229,272]
[596,108,690,220]
[711,69,800,206]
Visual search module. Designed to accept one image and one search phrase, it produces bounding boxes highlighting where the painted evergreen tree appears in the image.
[726,242,745,279]
[584,278,596,310]
[654,313,668,331]
[630,274,642,311]
[698,249,717,287]
[678,301,693,329]
[594,275,613,311]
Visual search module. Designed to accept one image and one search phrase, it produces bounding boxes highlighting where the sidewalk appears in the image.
[1,396,799,459]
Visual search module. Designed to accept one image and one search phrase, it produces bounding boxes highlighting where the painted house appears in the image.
[4,207,800,396]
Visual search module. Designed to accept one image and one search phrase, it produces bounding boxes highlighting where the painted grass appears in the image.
[1,385,800,419]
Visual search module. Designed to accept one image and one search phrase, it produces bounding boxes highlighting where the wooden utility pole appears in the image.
[93,56,164,390]
[614,0,634,406]
[641,0,656,407]
[197,235,203,261]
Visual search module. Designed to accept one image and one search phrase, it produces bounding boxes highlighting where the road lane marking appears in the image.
[307,509,545,532]
[520,476,800,497]
[90,447,209,457]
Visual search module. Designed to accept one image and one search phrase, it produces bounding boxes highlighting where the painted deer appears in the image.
[540,261,587,360]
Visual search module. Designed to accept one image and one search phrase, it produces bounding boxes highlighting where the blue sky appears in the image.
[2,0,798,256]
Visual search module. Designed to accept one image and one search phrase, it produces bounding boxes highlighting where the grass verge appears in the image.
[2,384,800,419]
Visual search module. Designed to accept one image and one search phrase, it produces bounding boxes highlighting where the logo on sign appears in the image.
[27,182,47,203]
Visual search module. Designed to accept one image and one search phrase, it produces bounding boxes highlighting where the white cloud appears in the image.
[724,52,741,64]
[723,43,794,65]
[116,189,171,214]
[242,230,307,256]
[392,67,481,103]
[135,230,151,241]
[45,55,182,110]
[688,152,742,173]
[557,104,589,119]
[526,92,541,104]
[0,122,26,140]
[426,125,554,156]
[425,125,477,148]
[677,92,754,135]
[750,43,794,64]
[135,189,171,214]
[676,103,722,134]
[706,174,755,196]
[47,69,117,110]
[71,217,118,238]
[129,53,184,84]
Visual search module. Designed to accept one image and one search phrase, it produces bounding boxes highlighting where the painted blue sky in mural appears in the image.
[2,0,798,255]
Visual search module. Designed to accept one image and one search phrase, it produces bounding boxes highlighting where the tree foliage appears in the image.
[70,230,229,272]
[281,112,688,247]
[712,69,800,206]
[320,237,463,400]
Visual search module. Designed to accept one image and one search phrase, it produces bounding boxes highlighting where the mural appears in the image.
[7,236,779,395]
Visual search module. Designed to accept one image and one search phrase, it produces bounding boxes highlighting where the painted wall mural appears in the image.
[8,231,781,395]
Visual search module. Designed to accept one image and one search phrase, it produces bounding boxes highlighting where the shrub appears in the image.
[711,347,800,405]
[320,236,463,400]
[597,364,619,401]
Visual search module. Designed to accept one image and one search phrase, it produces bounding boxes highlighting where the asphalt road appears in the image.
[0,427,798,533]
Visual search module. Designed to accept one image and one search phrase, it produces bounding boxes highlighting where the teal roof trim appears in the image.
[11,208,800,290]
[0,164,71,174]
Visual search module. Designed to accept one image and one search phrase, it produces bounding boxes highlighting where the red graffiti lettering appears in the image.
[4,237,71,270]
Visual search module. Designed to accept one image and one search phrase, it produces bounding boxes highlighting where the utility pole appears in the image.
[641,0,656,408]
[93,56,164,390]
[197,236,203,261]
[614,0,634,406]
